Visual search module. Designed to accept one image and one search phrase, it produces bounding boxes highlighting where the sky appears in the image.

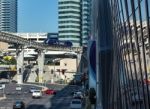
[18,0,58,33]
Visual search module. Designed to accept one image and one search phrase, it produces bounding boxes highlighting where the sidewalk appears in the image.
[84,96,91,109]
[84,96,96,109]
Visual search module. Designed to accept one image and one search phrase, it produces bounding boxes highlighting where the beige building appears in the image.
[0,42,8,51]
[43,58,77,83]
[26,58,78,83]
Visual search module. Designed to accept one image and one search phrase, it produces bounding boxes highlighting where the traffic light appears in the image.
[51,69,54,74]
[19,68,21,74]
[62,69,65,75]
[89,88,96,104]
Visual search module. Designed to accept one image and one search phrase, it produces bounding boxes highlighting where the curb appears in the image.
[18,83,48,89]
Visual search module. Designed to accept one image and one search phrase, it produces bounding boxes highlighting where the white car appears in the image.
[70,99,82,109]
[29,87,36,93]
[73,91,83,99]
[16,85,22,91]
[128,88,144,105]
[32,90,42,98]
[130,91,143,105]
[0,84,3,90]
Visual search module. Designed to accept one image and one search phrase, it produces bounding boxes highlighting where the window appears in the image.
[64,63,67,66]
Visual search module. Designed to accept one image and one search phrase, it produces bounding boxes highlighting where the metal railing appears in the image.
[92,0,150,109]
[109,0,150,109]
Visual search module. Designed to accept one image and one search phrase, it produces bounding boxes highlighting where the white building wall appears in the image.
[43,58,77,83]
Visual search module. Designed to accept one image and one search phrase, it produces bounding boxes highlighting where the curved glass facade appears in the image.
[58,0,81,47]
[81,0,91,46]
[58,0,91,47]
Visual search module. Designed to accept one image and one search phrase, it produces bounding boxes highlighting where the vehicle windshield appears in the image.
[16,86,21,87]
[15,101,21,104]
[34,91,40,93]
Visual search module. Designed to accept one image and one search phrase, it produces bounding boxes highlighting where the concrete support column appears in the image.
[38,50,45,83]
[16,48,24,84]
[76,52,82,73]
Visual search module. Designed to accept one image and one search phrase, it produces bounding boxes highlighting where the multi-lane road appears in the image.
[0,83,83,109]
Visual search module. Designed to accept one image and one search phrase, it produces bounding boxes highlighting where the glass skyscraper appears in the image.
[81,0,91,46]
[58,0,91,47]
[58,0,81,47]
[0,0,17,32]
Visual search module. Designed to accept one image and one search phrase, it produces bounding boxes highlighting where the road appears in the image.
[0,83,83,109]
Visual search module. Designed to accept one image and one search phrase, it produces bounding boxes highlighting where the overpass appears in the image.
[0,32,81,52]
[0,32,82,84]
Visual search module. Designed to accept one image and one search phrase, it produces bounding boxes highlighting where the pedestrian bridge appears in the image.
[0,32,82,85]
[0,32,81,52]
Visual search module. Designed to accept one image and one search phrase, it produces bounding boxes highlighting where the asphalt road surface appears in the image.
[0,83,83,109]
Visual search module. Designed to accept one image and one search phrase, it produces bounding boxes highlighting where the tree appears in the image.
[3,56,16,65]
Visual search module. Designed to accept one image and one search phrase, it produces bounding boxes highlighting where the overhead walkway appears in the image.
[0,32,82,84]
[0,32,81,52]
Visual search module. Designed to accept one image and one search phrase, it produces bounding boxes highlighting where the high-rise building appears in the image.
[0,0,17,51]
[58,0,81,47]
[58,0,91,47]
[0,0,17,32]
[81,0,91,46]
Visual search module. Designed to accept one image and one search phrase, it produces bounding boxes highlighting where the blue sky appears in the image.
[18,0,58,33]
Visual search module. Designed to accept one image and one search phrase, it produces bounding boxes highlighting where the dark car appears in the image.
[11,80,17,83]
[13,101,25,109]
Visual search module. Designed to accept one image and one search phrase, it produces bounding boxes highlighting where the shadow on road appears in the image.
[26,104,47,109]
[48,83,82,109]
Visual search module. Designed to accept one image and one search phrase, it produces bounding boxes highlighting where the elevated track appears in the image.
[0,32,82,52]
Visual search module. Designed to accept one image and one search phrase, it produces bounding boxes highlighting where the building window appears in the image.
[64,63,67,66]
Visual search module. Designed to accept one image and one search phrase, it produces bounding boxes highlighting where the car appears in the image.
[13,101,25,109]
[0,84,3,90]
[128,88,144,105]
[73,91,84,100]
[16,85,22,91]
[70,99,82,109]
[32,90,42,98]
[44,89,56,95]
[130,91,143,105]
[29,87,36,93]
[11,80,17,83]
